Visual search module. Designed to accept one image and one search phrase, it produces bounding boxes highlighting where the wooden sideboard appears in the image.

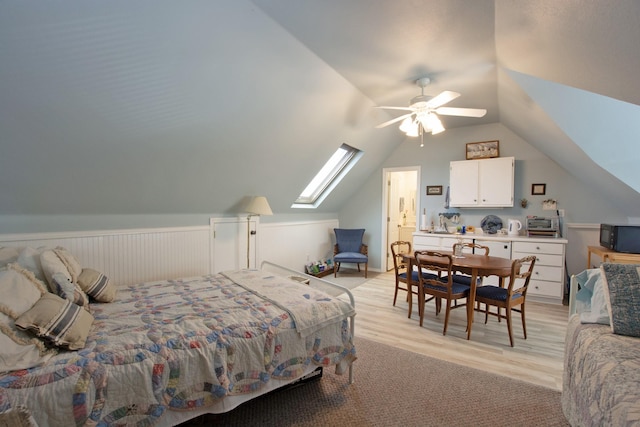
[587,245,640,268]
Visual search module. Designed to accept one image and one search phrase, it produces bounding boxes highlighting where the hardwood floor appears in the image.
[338,271,569,391]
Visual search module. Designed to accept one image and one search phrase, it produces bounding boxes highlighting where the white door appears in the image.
[384,168,419,271]
[211,217,258,273]
[478,157,514,206]
[387,175,401,270]
[449,160,479,206]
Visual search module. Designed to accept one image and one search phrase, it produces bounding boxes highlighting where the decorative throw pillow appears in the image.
[601,263,640,338]
[0,246,22,269]
[77,268,116,302]
[0,265,56,373]
[0,265,47,317]
[53,247,82,283]
[50,272,90,310]
[39,249,73,292]
[0,327,56,373]
[16,247,47,284]
[15,293,94,350]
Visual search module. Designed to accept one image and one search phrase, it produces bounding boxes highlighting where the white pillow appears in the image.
[0,328,55,373]
[0,265,47,316]
[53,247,82,283]
[39,249,73,292]
[0,265,54,373]
[579,271,610,325]
[0,246,22,269]
[16,247,47,284]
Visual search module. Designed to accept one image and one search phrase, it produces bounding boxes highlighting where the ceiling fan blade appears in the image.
[375,106,414,112]
[375,112,414,128]
[425,91,460,108]
[435,107,487,118]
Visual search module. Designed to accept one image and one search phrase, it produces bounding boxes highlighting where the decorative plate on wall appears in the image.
[480,215,503,234]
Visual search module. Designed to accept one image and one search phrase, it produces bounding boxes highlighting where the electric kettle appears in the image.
[508,219,522,236]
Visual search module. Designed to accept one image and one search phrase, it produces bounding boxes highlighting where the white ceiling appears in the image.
[1,0,639,217]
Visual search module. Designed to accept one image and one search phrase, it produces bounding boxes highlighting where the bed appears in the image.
[0,247,356,427]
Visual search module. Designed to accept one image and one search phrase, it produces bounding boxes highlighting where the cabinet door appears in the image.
[449,160,479,206]
[478,157,514,207]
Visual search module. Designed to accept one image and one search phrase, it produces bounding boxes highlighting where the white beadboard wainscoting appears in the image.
[260,219,339,272]
[0,226,212,286]
[0,219,340,286]
[566,223,600,276]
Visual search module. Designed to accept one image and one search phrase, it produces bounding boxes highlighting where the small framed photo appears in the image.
[531,183,546,195]
[466,140,499,160]
[426,185,443,196]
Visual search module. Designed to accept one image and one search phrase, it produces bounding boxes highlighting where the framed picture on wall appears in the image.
[426,185,443,196]
[466,140,499,160]
[531,183,546,195]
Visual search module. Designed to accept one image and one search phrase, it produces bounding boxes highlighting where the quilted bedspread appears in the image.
[0,271,356,427]
[562,315,640,426]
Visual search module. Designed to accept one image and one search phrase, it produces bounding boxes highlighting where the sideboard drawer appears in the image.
[512,251,563,267]
[528,279,562,298]
[530,265,563,282]
[512,241,564,255]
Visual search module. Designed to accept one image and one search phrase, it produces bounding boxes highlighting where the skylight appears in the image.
[292,143,362,208]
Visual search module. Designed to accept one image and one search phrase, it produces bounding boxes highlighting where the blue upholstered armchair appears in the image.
[333,228,368,278]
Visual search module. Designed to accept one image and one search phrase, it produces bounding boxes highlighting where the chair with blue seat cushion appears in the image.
[414,250,470,335]
[333,228,368,278]
[390,241,437,318]
[450,242,490,286]
[474,255,537,347]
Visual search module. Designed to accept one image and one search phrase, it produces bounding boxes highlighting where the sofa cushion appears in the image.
[601,263,640,337]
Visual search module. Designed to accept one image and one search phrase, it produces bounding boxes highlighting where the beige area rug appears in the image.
[325,267,381,291]
[183,337,568,426]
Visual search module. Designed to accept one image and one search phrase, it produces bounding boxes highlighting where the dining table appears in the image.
[402,250,513,340]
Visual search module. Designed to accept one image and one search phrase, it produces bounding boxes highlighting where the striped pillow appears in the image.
[50,272,89,310]
[15,293,94,350]
[77,268,116,302]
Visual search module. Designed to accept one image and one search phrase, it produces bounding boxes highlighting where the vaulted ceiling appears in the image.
[1,0,639,218]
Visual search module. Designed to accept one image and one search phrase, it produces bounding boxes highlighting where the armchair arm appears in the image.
[360,244,368,255]
[334,243,339,255]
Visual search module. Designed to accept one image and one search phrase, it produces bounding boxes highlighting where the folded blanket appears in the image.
[222,270,355,337]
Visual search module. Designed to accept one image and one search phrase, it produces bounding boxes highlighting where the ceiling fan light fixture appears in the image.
[431,122,445,135]
[399,116,414,133]
[405,121,419,137]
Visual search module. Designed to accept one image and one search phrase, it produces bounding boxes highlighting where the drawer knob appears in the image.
[536,246,540,250]
[535,271,539,275]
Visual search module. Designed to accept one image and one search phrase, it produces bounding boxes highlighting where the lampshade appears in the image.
[405,121,419,137]
[399,117,414,133]
[246,196,273,216]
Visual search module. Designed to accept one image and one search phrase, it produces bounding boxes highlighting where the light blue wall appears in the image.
[339,122,628,271]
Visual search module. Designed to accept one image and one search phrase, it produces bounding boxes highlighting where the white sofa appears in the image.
[562,264,640,426]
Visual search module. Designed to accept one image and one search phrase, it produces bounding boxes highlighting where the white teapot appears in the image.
[508,219,522,236]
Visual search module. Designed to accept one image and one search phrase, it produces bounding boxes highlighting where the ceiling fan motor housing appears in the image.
[409,95,433,108]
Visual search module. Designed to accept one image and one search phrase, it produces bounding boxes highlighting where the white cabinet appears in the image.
[449,157,514,207]
[413,234,473,252]
[511,241,565,304]
[475,239,511,286]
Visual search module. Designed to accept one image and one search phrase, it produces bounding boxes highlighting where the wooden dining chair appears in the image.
[390,241,437,318]
[450,242,490,286]
[414,250,470,335]
[474,255,537,346]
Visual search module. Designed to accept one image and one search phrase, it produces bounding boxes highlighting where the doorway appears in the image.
[382,167,420,271]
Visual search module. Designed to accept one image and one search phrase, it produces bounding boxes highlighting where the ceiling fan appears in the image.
[375,77,487,142]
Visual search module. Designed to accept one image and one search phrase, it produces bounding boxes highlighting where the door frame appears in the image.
[381,166,421,271]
